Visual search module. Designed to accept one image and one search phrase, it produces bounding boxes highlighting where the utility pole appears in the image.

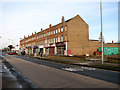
[100,0,104,64]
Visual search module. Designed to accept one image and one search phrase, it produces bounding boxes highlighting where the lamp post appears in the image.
[100,0,104,64]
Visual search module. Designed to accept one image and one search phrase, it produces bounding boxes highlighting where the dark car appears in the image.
[21,51,25,55]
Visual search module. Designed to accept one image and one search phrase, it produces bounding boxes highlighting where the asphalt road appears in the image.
[2,53,119,88]
[12,55,120,85]
[5,56,118,88]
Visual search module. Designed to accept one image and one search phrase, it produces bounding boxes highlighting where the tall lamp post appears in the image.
[100,0,104,64]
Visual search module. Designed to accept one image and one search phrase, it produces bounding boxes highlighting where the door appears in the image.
[49,47,55,55]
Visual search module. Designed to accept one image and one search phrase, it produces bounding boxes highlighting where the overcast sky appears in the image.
[0,0,119,49]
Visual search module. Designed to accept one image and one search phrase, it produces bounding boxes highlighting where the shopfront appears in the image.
[43,44,49,56]
[56,42,66,55]
[33,46,38,54]
[28,46,33,55]
[25,47,28,54]
[39,45,44,56]
[49,44,55,55]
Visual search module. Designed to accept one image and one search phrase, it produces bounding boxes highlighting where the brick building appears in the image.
[20,14,101,56]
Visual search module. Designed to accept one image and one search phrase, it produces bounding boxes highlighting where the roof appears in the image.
[65,14,88,25]
[65,18,73,22]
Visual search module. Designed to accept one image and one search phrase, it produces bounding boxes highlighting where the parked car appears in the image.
[8,51,13,55]
[21,51,25,55]
[13,51,17,55]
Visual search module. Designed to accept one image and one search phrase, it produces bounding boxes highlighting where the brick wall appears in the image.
[67,15,89,55]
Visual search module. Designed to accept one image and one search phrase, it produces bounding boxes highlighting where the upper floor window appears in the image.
[65,26,67,31]
[61,36,63,42]
[56,37,57,42]
[61,27,63,32]
[58,28,60,32]
[56,29,57,33]
[58,37,60,42]
[54,38,55,43]
[65,35,67,41]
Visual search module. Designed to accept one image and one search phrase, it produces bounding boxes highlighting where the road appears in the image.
[13,55,119,84]
[2,53,119,88]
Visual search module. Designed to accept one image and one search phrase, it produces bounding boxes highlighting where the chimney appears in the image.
[41,28,43,31]
[32,33,33,35]
[49,24,52,28]
[24,35,25,39]
[35,31,36,34]
[28,35,29,37]
[112,40,114,43]
[61,16,64,23]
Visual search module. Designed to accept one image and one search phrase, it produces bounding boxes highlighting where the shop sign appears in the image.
[56,42,65,47]
[67,49,71,55]
[49,44,55,47]
[44,44,49,47]
[33,46,38,49]
[39,45,44,48]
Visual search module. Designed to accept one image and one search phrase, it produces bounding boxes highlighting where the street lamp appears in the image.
[100,0,104,64]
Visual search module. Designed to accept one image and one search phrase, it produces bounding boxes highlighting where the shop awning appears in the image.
[33,46,38,49]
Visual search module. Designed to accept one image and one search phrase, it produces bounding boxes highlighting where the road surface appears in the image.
[2,54,119,88]
[13,55,119,84]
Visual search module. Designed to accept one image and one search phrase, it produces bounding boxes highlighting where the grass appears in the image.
[33,55,120,71]
[92,63,120,71]
[46,57,74,64]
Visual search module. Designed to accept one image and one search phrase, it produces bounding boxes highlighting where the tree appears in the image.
[8,45,14,51]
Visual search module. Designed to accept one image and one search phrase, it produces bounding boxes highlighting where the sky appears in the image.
[0,0,119,49]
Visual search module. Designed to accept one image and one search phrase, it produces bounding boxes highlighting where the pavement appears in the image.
[0,51,22,89]
[3,54,119,88]
[0,59,22,88]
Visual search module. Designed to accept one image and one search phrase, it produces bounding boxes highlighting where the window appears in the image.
[65,26,67,31]
[61,27,63,32]
[65,35,67,41]
[54,30,55,34]
[58,37,60,42]
[56,37,57,42]
[54,38,55,43]
[45,39,47,44]
[58,28,60,32]
[61,36,63,42]
[56,29,57,33]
